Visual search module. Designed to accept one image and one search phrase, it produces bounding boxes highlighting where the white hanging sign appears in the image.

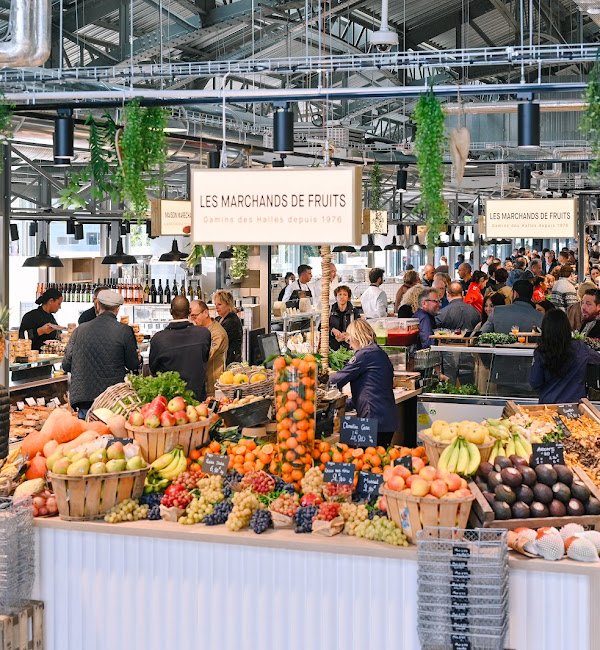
[485,198,577,239]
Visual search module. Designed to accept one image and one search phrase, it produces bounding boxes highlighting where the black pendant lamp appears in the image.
[218,247,234,259]
[332,244,357,253]
[66,219,75,235]
[102,238,138,265]
[518,100,540,149]
[159,239,187,262]
[23,240,63,268]
[384,236,400,251]
[9,223,18,241]
[395,224,405,250]
[447,228,461,247]
[409,225,426,251]
[520,164,532,189]
[74,222,84,240]
[208,150,220,169]
[29,222,37,237]
[54,108,74,166]
[273,103,294,154]
[463,227,473,246]
[360,234,382,252]
[396,166,408,192]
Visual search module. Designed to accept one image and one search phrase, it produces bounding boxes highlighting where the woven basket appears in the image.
[381,487,475,544]
[48,467,148,521]
[86,382,142,422]
[215,371,273,399]
[125,419,211,463]
[420,433,495,467]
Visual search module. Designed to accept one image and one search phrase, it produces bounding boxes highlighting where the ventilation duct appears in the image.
[0,0,51,68]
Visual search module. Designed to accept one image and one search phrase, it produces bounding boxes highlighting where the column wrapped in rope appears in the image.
[320,246,331,371]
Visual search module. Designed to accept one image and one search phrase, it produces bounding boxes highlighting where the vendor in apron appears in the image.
[281,264,315,331]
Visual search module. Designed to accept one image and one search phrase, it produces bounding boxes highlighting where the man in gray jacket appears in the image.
[63,290,139,419]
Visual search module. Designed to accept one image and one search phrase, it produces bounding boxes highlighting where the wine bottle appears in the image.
[165,279,171,305]
[172,280,178,298]
[157,279,164,304]
[144,278,150,303]
[150,279,157,304]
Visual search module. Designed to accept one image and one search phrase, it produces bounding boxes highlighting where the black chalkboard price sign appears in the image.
[531,443,565,466]
[393,455,413,473]
[558,403,580,420]
[202,453,229,476]
[451,634,472,650]
[356,471,383,500]
[323,462,355,485]
[340,416,378,448]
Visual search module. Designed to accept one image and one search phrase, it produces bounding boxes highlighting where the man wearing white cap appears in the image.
[63,289,140,419]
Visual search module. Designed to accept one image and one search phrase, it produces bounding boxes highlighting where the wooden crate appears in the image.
[468,466,600,530]
[125,419,211,463]
[503,399,600,423]
[48,468,148,521]
[381,487,475,544]
[0,600,43,650]
[420,433,494,467]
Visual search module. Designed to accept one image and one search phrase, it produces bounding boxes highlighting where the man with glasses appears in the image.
[414,288,441,350]
[190,300,228,396]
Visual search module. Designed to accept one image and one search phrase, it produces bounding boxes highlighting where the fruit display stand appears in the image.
[124,419,211,463]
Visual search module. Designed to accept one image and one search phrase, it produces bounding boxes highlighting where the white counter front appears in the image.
[33,519,600,650]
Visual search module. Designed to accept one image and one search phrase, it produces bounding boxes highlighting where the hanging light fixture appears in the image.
[9,223,18,241]
[102,238,138,265]
[73,222,84,240]
[273,103,294,154]
[120,221,131,236]
[360,234,382,252]
[208,150,220,169]
[23,240,63,268]
[29,221,37,237]
[447,228,461,247]
[409,225,426,251]
[394,224,405,251]
[146,220,156,239]
[464,227,473,246]
[66,219,75,236]
[159,239,187,262]
[218,247,234,259]
[54,108,74,166]
[520,164,532,189]
[384,236,400,251]
[396,166,408,192]
[332,244,357,253]
[518,99,540,149]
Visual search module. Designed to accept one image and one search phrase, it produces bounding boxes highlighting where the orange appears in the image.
[301,376,314,387]
[261,443,274,455]
[295,430,308,443]
[285,449,298,462]
[304,388,315,401]
[273,356,287,371]
[295,444,306,457]
[244,439,257,451]
[370,455,382,467]
[269,460,279,474]
[298,361,309,374]
[286,437,298,449]
[245,452,256,463]
[332,451,343,463]
[303,354,316,363]
[243,461,255,472]
[189,449,201,461]
[234,454,245,465]
[255,460,265,471]
[258,451,270,464]
[354,460,363,471]
[293,408,307,421]
[291,469,303,482]
[285,400,297,413]
[320,452,331,464]
[319,441,331,452]
[371,466,383,474]
[291,358,302,368]
[376,446,386,456]
[352,448,363,458]
[278,429,291,441]
[365,446,377,456]
[296,419,309,431]
[190,462,202,473]
[287,390,299,402]
[302,401,315,414]
[278,381,289,393]
[388,448,400,460]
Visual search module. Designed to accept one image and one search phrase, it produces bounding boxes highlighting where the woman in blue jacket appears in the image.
[329,319,398,447]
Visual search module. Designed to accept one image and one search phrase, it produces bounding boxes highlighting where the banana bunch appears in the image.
[488,433,533,464]
[486,419,512,441]
[150,446,187,481]
[437,436,481,477]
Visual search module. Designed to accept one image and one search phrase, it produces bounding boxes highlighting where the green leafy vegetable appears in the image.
[128,371,198,404]
[328,347,354,371]
[431,382,479,395]
[477,333,518,346]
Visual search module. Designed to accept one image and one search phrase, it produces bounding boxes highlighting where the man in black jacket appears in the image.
[149,296,211,400]
[63,290,139,419]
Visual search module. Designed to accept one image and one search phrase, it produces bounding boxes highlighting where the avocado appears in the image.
[487,471,503,490]
[548,499,567,517]
[491,501,512,520]
[494,456,512,472]
[515,484,534,505]
[535,464,558,486]
[518,466,537,487]
[551,482,571,504]
[509,455,529,468]
[477,462,494,479]
[530,502,550,518]
[554,464,574,486]
[533,483,553,505]
[567,499,586,516]
[586,496,600,515]
[494,484,516,505]
[500,467,523,488]
[511,501,531,519]
[571,481,591,504]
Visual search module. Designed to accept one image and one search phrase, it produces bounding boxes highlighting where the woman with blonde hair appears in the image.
[328,319,398,446]
[394,269,420,312]
[213,290,243,365]
[397,284,423,318]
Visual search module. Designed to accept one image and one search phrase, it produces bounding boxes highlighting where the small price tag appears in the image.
[202,453,229,476]
[450,560,470,578]
[25,397,36,407]
[531,443,565,466]
[107,437,134,446]
[558,403,580,419]
[451,596,470,608]
[323,462,355,485]
[451,604,470,616]
[450,618,470,633]
[36,398,46,406]
[356,471,383,500]
[340,416,378,448]
[451,634,472,650]
[51,397,62,407]
[393,455,413,473]
[16,401,25,411]
[453,546,471,558]
[451,583,469,598]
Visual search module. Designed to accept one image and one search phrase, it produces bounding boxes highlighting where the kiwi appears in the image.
[535,464,558,486]
[567,499,586,516]
[571,481,591,504]
[551,482,571,504]
[487,471,503,490]
[515,484,534,505]
[509,455,529,468]
[494,484,516,505]
[477,462,494,479]
[585,496,600,515]
[511,501,531,519]
[548,499,567,517]
[553,464,574,486]
[518,466,537,487]
[530,502,550,518]
[492,501,512,520]
[494,456,512,472]
[533,483,553,505]
[500,467,523,488]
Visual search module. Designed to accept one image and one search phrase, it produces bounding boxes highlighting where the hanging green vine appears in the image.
[413,90,448,248]
[369,161,383,210]
[582,59,600,178]
[0,94,13,142]
[230,245,250,281]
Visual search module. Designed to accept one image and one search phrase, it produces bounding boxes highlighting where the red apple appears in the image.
[186,405,199,423]
[419,466,437,482]
[144,415,160,429]
[430,479,449,499]
[173,410,189,425]
[445,473,462,492]
[392,465,411,480]
[410,476,430,497]
[459,478,468,490]
[377,496,387,512]
[405,475,415,488]
[160,411,177,427]
[387,475,405,492]
[383,466,394,482]
[411,457,425,473]
[128,410,144,426]
[195,404,209,418]
[167,396,187,414]
[454,488,472,498]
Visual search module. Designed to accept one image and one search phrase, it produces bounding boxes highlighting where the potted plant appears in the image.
[362,162,388,235]
[230,245,249,283]
[413,89,448,247]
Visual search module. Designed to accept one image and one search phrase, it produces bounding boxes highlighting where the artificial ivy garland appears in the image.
[582,60,600,178]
